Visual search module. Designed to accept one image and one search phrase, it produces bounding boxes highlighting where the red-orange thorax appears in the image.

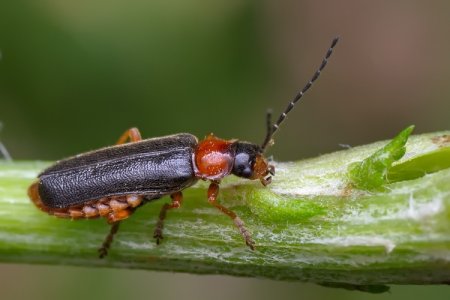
[193,134,235,181]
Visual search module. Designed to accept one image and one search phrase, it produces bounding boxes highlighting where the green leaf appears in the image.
[348,125,414,190]
[388,146,450,182]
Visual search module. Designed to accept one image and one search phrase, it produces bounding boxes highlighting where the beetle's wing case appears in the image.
[38,133,198,208]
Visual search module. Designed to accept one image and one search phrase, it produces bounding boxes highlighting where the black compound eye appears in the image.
[240,166,252,178]
[233,152,254,178]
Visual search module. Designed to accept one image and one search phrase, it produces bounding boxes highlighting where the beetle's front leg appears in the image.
[153,192,183,244]
[207,182,255,250]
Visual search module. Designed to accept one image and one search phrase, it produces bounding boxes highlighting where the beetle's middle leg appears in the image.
[116,127,142,144]
[207,182,255,250]
[153,192,183,244]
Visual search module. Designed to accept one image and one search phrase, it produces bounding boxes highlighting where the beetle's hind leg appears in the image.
[98,207,135,258]
[99,126,143,258]
[98,222,121,258]
[153,192,183,244]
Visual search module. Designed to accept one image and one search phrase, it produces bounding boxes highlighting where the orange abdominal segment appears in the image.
[194,134,235,180]
[28,181,142,221]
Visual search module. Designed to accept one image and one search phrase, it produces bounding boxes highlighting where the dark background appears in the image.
[1,1,449,299]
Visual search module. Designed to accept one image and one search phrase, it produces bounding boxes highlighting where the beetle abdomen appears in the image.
[37,134,198,208]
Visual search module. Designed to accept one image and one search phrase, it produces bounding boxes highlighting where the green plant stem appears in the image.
[0,131,449,286]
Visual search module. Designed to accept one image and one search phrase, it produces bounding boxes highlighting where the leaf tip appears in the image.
[347,125,414,190]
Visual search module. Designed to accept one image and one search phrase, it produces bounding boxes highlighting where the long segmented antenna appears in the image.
[261,36,340,151]
[265,109,273,139]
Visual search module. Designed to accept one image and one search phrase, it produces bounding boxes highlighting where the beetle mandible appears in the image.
[28,37,339,258]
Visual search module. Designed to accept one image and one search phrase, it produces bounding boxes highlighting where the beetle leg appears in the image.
[207,182,255,250]
[153,192,183,244]
[98,208,134,258]
[116,127,142,145]
[98,222,120,259]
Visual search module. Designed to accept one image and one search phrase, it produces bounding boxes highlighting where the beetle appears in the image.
[28,37,339,258]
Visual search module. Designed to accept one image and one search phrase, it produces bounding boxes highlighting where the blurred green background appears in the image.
[1,0,449,299]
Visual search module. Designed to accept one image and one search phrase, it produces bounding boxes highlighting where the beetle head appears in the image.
[231,142,274,186]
